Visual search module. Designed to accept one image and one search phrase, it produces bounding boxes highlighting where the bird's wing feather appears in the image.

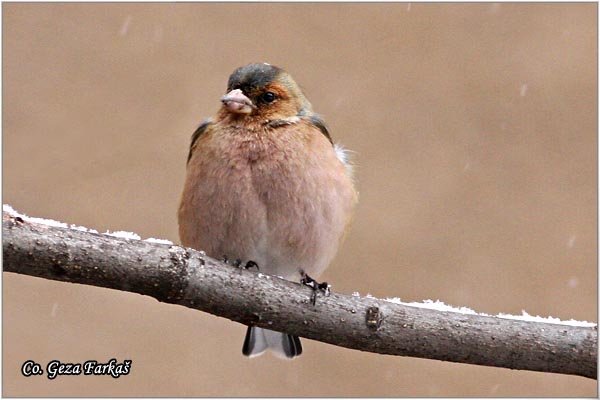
[187,119,213,164]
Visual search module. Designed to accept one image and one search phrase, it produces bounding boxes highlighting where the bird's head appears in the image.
[219,63,313,122]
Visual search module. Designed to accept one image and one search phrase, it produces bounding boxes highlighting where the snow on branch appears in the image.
[2,206,597,379]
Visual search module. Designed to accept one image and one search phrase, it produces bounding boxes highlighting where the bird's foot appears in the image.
[221,255,259,271]
[300,271,331,306]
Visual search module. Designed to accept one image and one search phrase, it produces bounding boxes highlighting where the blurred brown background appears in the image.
[3,2,597,397]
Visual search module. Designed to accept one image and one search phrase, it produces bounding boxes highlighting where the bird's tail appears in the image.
[242,326,302,359]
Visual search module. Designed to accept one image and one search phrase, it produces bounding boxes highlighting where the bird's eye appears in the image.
[261,91,277,103]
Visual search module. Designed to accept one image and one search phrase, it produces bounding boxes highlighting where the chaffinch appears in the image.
[178,63,358,359]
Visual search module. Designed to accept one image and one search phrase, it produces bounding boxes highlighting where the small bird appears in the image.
[178,63,358,359]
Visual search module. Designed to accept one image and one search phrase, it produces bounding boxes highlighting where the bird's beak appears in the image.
[221,89,255,114]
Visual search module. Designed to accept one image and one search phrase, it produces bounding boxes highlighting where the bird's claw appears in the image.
[243,260,260,271]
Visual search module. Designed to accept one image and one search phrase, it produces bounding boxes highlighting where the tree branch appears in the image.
[2,209,597,379]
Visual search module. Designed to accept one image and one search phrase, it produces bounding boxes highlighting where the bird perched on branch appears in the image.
[178,63,358,359]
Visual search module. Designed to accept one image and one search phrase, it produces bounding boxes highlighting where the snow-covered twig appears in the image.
[2,207,597,379]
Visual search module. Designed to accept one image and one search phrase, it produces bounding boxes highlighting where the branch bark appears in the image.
[2,210,597,379]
